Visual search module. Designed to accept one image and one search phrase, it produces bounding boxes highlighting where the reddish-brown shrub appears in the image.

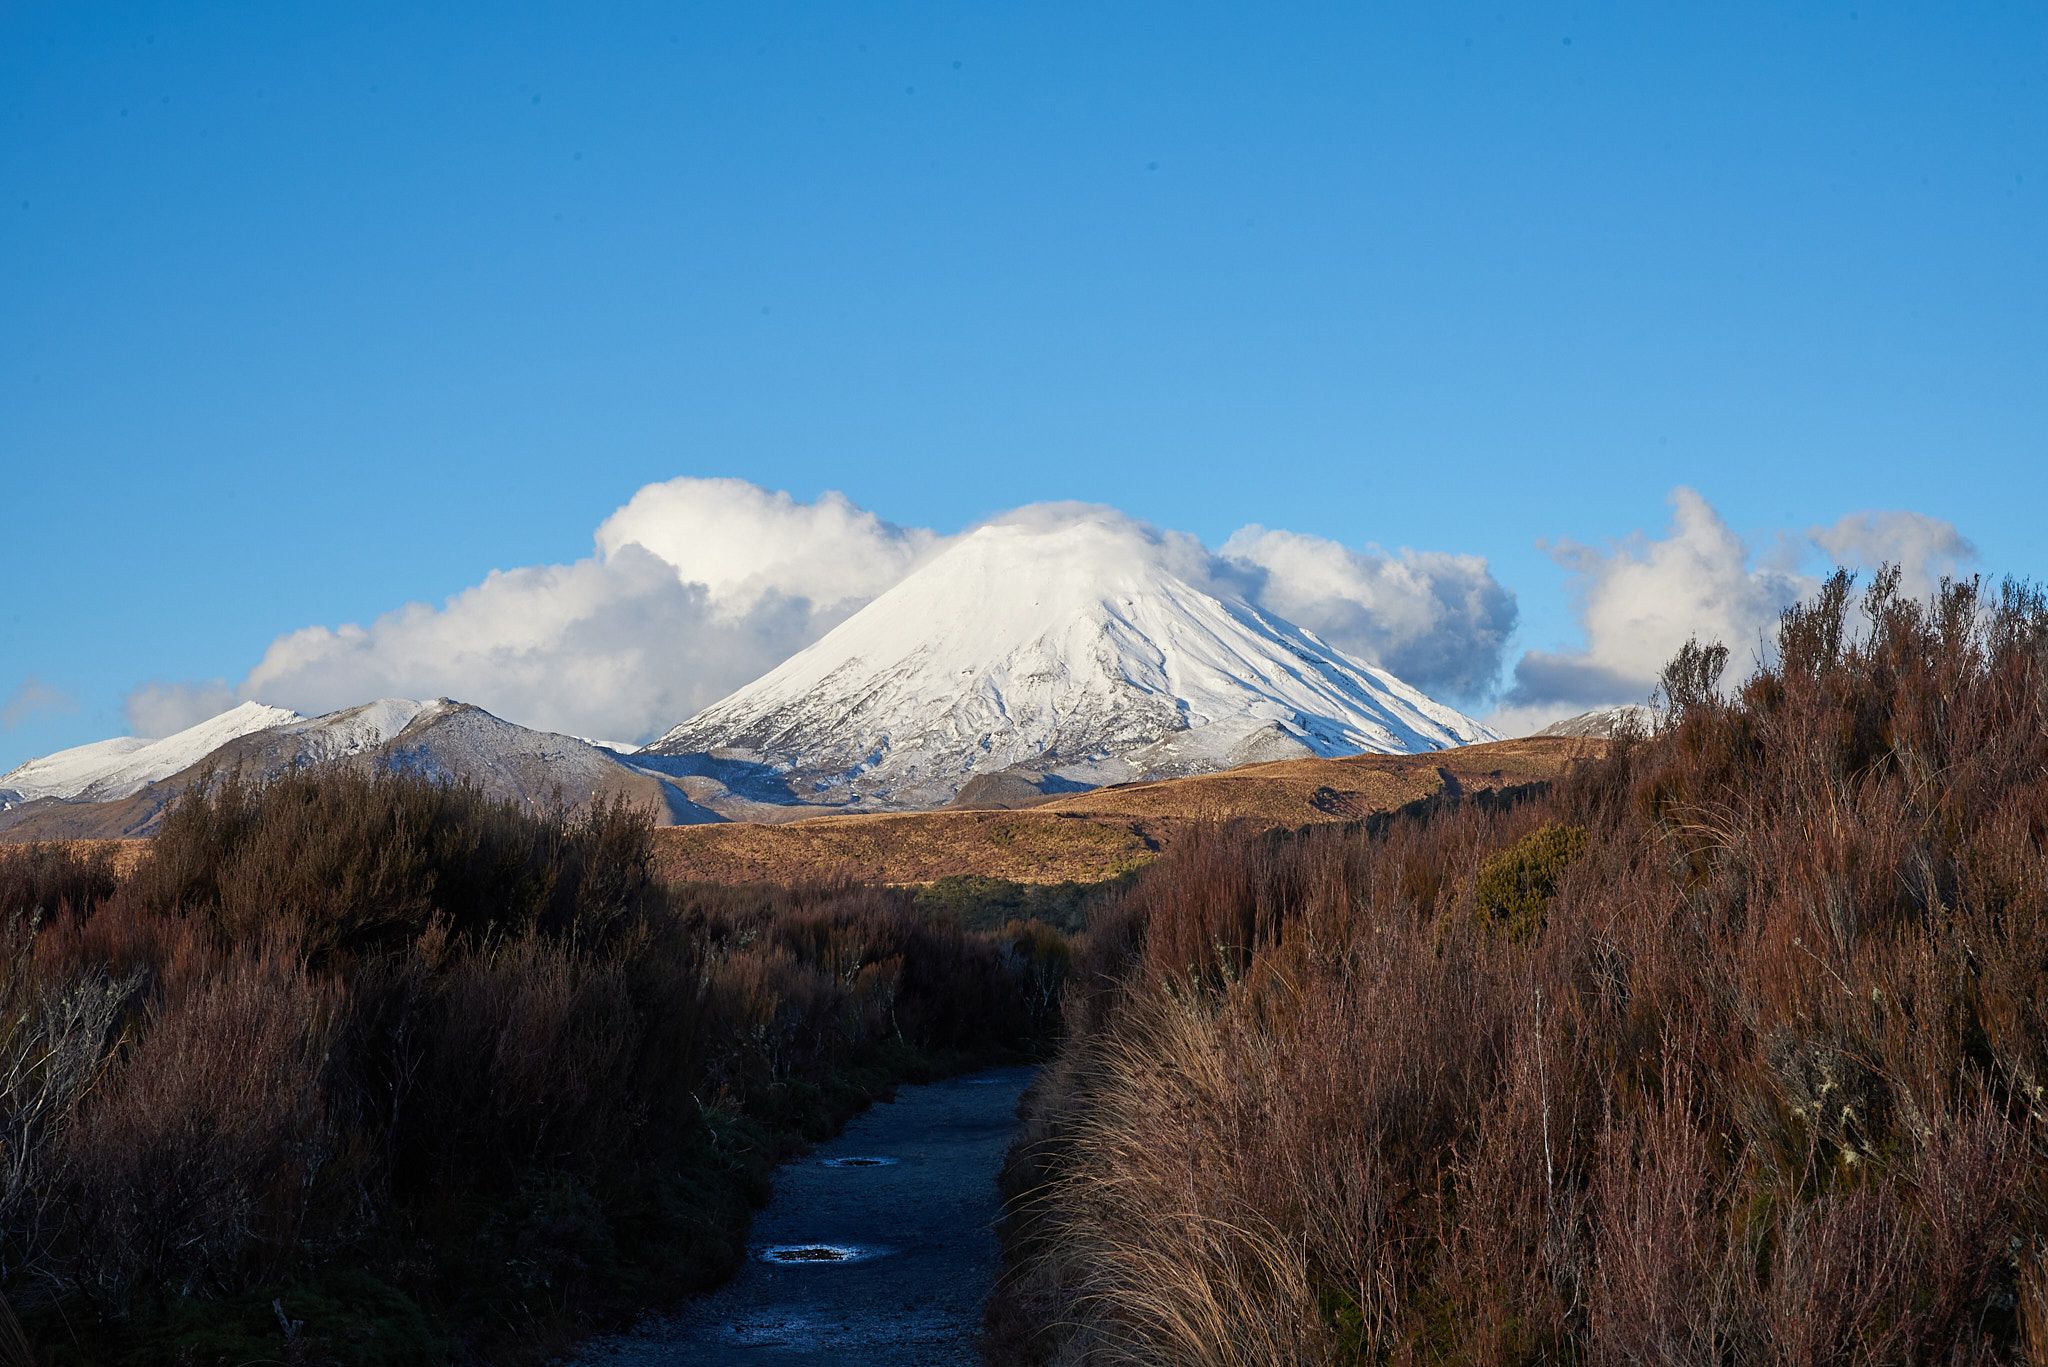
[0,842,120,922]
[62,931,339,1297]
[2,768,1061,1338]
[131,767,661,954]
[998,569,2048,1366]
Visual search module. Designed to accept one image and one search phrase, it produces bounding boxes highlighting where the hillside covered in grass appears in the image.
[992,568,2048,1366]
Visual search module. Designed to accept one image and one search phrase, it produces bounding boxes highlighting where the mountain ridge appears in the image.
[0,698,721,841]
[0,701,301,808]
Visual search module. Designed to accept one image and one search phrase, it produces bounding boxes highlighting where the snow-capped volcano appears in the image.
[640,510,1495,809]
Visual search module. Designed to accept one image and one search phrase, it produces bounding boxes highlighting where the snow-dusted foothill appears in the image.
[641,508,1496,810]
[0,698,722,839]
[1533,704,1662,738]
[0,701,302,806]
[358,699,712,824]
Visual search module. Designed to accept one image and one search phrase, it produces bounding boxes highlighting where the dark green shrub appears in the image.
[912,872,1132,934]
[1473,822,1587,941]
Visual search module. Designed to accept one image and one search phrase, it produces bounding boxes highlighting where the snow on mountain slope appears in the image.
[642,511,1496,809]
[267,698,428,760]
[1533,704,1661,738]
[372,699,698,817]
[140,697,435,790]
[0,697,722,839]
[0,701,302,806]
[165,697,716,825]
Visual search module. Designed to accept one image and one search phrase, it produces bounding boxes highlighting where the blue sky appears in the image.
[3,0,2043,771]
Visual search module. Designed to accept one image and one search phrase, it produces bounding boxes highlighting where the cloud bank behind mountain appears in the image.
[122,478,1972,745]
[127,479,1523,744]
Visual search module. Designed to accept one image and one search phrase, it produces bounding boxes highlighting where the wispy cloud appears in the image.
[122,679,241,738]
[1810,510,1975,600]
[1,675,80,730]
[235,478,942,743]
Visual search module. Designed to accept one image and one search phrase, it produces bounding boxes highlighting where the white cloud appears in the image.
[1221,528,1518,699]
[235,478,930,744]
[123,680,239,738]
[976,501,1224,588]
[2,675,80,730]
[943,504,1518,701]
[1489,488,1976,736]
[594,477,940,615]
[1811,510,1975,601]
[104,476,1977,752]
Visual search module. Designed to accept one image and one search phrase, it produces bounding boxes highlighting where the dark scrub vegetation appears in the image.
[992,568,2048,1366]
[911,872,1140,936]
[0,767,1068,1365]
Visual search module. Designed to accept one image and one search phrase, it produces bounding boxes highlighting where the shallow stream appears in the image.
[578,1066,1034,1366]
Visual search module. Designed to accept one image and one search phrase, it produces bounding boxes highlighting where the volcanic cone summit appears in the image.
[640,509,1494,809]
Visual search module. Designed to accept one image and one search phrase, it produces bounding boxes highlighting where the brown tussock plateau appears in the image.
[650,736,1598,886]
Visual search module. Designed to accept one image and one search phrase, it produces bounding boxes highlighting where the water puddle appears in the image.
[760,1243,885,1265]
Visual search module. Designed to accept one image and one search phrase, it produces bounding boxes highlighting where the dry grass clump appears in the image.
[994,567,2048,1366]
[0,768,1063,1362]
